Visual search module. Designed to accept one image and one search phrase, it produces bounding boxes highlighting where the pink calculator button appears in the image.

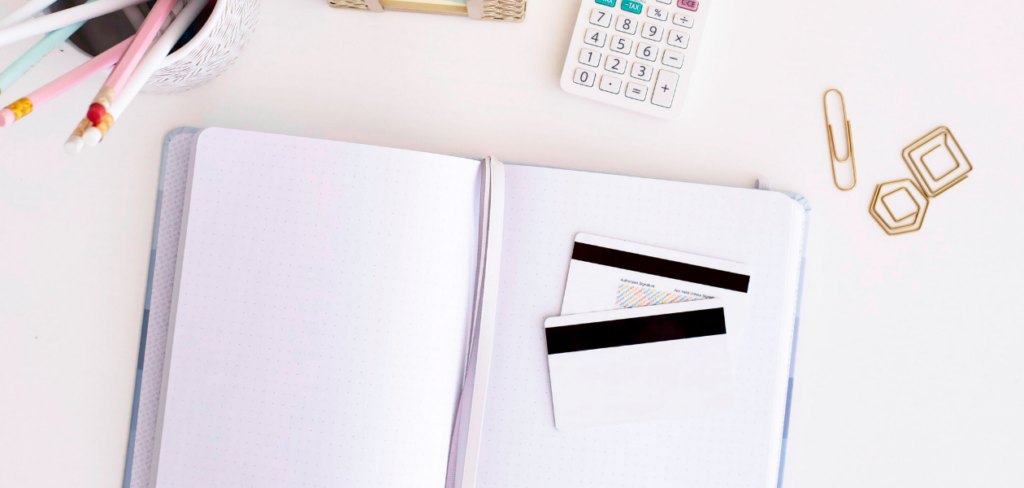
[678,0,698,11]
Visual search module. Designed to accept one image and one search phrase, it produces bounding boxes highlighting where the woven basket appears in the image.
[327,0,526,22]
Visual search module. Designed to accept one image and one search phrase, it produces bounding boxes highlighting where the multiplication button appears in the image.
[667,30,690,49]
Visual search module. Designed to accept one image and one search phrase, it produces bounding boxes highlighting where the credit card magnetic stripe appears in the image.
[571,242,750,293]
[546,308,727,355]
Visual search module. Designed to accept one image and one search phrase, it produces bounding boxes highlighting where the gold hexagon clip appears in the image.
[869,179,930,235]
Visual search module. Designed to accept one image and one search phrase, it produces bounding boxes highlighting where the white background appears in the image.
[1,0,1022,487]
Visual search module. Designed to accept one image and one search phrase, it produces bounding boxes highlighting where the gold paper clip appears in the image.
[823,89,856,191]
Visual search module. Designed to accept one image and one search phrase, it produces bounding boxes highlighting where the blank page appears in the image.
[154,129,482,488]
[476,164,805,488]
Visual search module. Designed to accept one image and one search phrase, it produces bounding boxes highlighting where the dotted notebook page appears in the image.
[476,165,804,488]
[155,128,482,488]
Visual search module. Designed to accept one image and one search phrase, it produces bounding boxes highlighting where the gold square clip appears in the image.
[902,127,972,198]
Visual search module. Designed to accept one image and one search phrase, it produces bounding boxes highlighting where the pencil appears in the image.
[0,0,59,30]
[83,0,211,147]
[0,0,148,48]
[0,0,99,96]
[0,36,132,127]
[82,0,180,124]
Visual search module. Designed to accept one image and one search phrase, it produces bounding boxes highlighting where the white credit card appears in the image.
[545,299,734,431]
[560,233,751,355]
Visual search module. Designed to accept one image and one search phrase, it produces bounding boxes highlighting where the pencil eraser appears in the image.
[87,103,106,123]
[64,136,84,155]
[83,127,103,146]
[0,108,14,127]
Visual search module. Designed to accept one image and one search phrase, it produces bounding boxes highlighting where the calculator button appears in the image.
[615,15,638,34]
[600,75,622,94]
[662,50,684,68]
[620,0,643,14]
[651,69,680,108]
[625,82,648,101]
[579,48,602,67]
[596,0,615,6]
[667,30,690,48]
[672,13,694,28]
[677,0,698,11]
[646,5,669,21]
[640,23,665,42]
[574,68,597,87]
[584,28,607,47]
[630,62,653,81]
[589,9,612,28]
[610,35,633,54]
[605,55,628,74]
[635,42,658,62]
[654,0,671,3]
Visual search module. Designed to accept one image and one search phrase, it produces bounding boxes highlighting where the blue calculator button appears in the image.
[620,0,643,14]
[596,0,616,6]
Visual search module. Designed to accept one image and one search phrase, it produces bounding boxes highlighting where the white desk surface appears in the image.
[1,0,1022,486]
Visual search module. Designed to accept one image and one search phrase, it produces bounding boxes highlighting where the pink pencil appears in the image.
[82,0,179,124]
[0,36,134,127]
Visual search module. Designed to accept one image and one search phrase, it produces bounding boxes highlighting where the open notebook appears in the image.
[122,127,810,488]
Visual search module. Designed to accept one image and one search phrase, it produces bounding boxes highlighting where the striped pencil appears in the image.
[0,0,100,96]
[0,36,132,127]
[82,0,211,148]
[0,0,59,30]
[0,0,148,48]
[79,0,180,126]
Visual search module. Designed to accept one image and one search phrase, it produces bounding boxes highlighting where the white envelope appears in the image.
[545,299,733,431]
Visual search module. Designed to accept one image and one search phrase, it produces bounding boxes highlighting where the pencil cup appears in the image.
[53,0,260,94]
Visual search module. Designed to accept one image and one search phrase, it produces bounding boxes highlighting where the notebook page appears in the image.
[476,165,805,488]
[153,128,482,488]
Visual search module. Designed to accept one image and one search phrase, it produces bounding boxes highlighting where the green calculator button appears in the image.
[596,0,615,6]
[620,0,642,14]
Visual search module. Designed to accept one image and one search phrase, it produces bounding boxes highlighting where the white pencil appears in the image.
[80,0,211,149]
[0,0,148,48]
[0,0,59,30]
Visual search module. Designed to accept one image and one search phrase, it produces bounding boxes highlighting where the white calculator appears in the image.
[560,0,710,119]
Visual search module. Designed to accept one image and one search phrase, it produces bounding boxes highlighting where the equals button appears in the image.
[625,82,648,101]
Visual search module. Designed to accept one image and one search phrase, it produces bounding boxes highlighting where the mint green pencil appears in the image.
[0,0,98,96]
